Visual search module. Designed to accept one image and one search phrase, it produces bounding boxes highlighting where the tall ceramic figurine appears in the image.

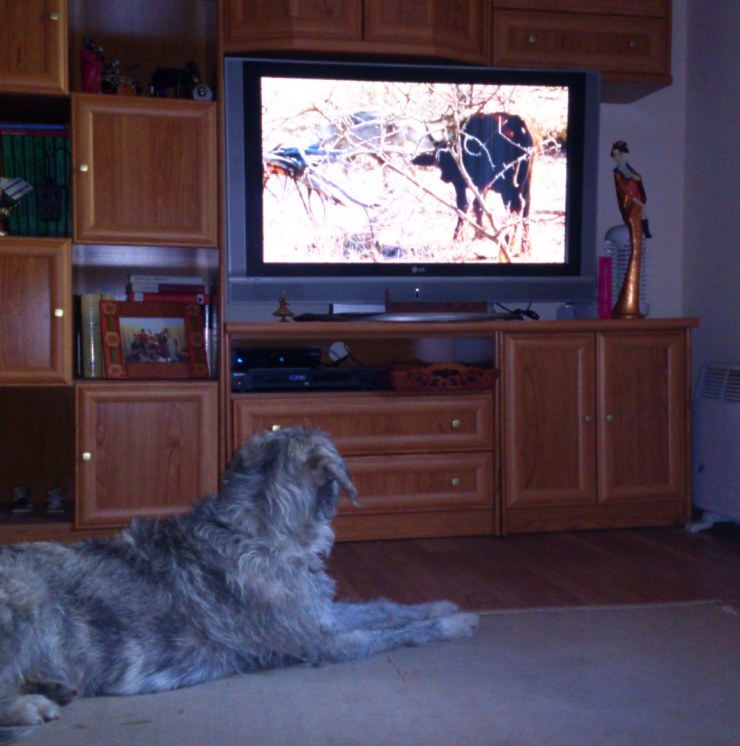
[610,140,651,319]
[81,37,104,94]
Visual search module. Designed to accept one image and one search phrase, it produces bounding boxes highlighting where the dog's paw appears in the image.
[1,695,60,726]
[421,600,460,619]
[438,611,479,640]
[22,677,78,707]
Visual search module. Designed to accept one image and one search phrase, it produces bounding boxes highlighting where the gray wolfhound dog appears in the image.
[0,427,478,741]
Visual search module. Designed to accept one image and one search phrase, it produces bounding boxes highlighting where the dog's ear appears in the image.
[319,459,360,507]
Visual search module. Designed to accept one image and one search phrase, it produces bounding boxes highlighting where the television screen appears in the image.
[224,58,600,314]
[262,76,568,266]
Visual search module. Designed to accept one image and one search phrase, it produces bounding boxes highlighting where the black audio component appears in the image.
[231,346,322,371]
[232,367,388,393]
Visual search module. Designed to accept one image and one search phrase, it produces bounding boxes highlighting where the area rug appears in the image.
[19,601,739,746]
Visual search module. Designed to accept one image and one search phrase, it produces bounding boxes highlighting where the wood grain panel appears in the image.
[72,95,218,246]
[0,0,68,94]
[76,382,218,527]
[493,10,671,78]
[0,238,72,384]
[232,391,494,455]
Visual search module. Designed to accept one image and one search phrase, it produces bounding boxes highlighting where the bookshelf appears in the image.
[0,0,220,536]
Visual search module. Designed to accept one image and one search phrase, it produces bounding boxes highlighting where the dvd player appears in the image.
[233,367,388,392]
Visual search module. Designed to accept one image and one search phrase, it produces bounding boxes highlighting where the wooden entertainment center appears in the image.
[226,317,697,540]
[0,0,685,544]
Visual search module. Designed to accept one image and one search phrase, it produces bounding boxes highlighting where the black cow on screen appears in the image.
[412,112,535,245]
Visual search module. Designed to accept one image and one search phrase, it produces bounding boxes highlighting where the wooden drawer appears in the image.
[231,391,494,455]
[492,10,671,77]
[341,452,494,514]
[492,1,669,18]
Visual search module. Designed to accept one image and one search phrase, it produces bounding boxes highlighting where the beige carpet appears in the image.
[18,601,740,746]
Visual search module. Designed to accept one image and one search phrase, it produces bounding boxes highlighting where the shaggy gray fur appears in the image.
[0,428,478,742]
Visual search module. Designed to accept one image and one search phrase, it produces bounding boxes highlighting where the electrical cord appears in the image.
[494,302,540,320]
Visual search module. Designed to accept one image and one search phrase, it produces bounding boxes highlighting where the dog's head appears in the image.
[219,428,359,544]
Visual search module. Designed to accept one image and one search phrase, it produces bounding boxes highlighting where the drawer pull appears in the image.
[49,11,60,21]
[271,424,281,431]
[451,477,461,487]
[606,414,615,422]
[79,163,89,173]
[528,33,538,44]
[53,308,64,318]
[451,419,461,429]
[81,452,92,461]
[584,415,593,423]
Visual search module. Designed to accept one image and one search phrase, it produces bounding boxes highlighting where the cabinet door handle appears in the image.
[450,477,461,487]
[271,424,281,431]
[584,415,593,423]
[81,452,92,461]
[451,419,461,429]
[53,308,64,318]
[49,11,60,21]
[606,414,615,422]
[79,163,89,173]
[528,33,539,44]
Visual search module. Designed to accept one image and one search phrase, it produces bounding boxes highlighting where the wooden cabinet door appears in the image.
[363,0,490,64]
[76,382,218,528]
[502,333,596,510]
[0,237,72,383]
[492,10,671,79]
[222,0,361,52]
[0,0,67,95]
[597,331,687,507]
[72,94,218,247]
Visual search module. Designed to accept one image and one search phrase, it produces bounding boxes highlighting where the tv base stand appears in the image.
[225,318,697,541]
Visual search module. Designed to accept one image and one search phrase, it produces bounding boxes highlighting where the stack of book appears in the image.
[0,123,72,237]
[78,293,114,379]
[126,274,210,304]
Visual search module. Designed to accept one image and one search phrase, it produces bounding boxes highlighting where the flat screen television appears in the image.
[223,57,600,318]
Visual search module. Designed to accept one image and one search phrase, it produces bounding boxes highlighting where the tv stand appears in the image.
[225,317,697,541]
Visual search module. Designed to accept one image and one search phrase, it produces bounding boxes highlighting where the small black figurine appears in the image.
[149,61,203,99]
[47,486,65,514]
[11,485,32,513]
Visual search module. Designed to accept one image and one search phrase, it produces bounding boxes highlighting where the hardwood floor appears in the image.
[328,524,740,610]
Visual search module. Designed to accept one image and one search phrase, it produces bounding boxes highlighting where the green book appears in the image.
[11,136,28,235]
[1,134,15,233]
[34,135,49,236]
[58,136,72,237]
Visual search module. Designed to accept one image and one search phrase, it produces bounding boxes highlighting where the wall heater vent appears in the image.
[687,363,740,532]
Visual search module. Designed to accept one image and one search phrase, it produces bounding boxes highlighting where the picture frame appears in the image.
[99,300,209,379]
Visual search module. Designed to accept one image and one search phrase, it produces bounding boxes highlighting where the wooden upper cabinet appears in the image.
[0,0,68,95]
[0,237,72,384]
[76,382,219,528]
[72,94,218,247]
[222,0,362,52]
[492,10,671,79]
[221,0,489,63]
[492,1,669,17]
[363,1,490,64]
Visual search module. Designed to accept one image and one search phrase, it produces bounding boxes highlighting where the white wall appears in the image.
[595,0,688,320]
[683,0,740,377]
